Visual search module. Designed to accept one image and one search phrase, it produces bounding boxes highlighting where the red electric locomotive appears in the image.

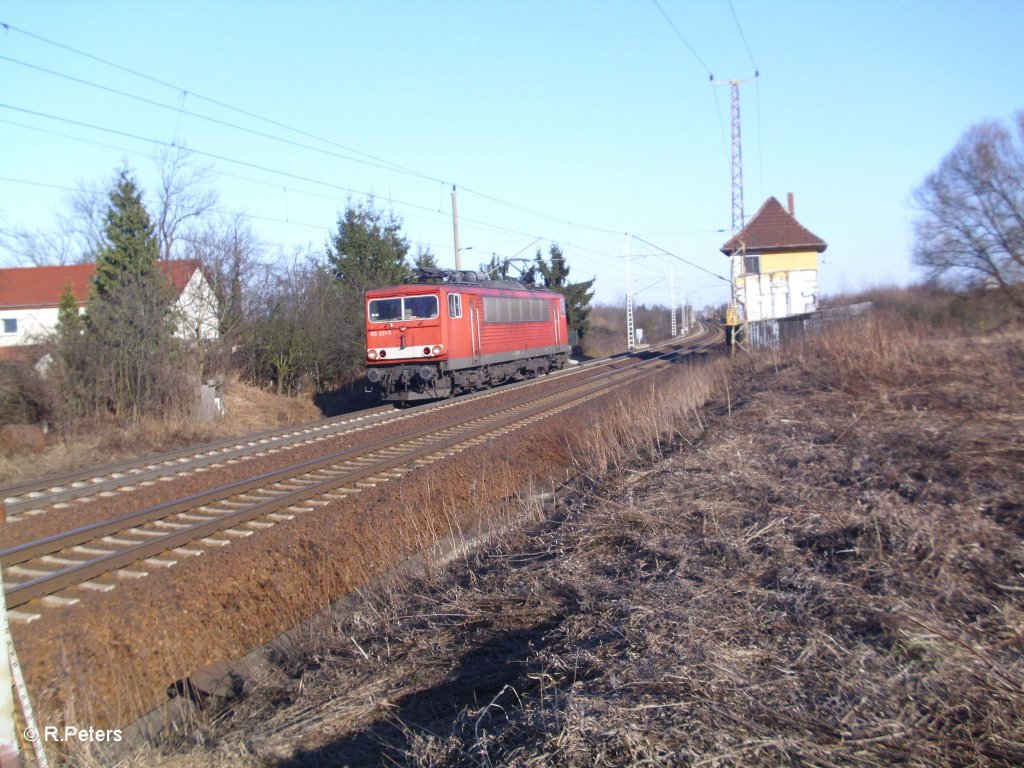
[365,268,571,402]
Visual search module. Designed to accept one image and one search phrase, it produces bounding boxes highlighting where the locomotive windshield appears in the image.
[368,294,439,322]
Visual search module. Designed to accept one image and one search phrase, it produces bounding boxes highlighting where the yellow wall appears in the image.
[760,250,819,272]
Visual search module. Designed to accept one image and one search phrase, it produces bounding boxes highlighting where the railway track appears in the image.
[2,327,720,620]
[0,332,702,520]
[0,338,656,520]
[0,406,396,520]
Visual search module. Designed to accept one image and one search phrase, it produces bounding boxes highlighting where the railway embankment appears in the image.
[143,316,1023,767]
[5,336,722,761]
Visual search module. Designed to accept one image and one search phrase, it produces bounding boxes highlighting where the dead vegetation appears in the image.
[0,375,322,485]
[92,311,1024,766]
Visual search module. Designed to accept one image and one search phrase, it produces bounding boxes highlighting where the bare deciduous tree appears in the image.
[913,111,1024,310]
[66,182,110,260]
[245,252,349,394]
[2,147,217,267]
[1,181,107,266]
[0,225,76,267]
[155,146,220,261]
[184,212,264,341]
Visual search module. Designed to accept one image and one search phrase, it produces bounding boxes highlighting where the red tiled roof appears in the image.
[720,197,827,255]
[0,260,199,309]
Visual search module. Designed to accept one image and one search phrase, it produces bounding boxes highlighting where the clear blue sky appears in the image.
[2,0,1022,309]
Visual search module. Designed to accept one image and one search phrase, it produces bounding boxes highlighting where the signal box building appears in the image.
[720,195,827,322]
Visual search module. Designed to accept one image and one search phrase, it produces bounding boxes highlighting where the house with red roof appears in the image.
[720,195,827,322]
[0,259,218,357]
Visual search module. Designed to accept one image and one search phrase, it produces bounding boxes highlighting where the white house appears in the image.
[0,260,219,358]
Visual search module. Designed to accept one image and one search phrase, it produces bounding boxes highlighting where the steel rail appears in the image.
[3,334,715,609]
[2,332,713,569]
[0,331,700,515]
[0,406,396,512]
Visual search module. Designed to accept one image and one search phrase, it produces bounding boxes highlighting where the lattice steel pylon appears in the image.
[670,264,677,337]
[712,74,759,234]
[625,235,636,350]
[728,81,745,232]
[713,74,758,349]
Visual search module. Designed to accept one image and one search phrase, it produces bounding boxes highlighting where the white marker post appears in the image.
[2,564,48,768]
[1,563,21,768]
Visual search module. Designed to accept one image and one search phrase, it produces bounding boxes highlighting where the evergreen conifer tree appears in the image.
[92,172,161,300]
[326,200,411,294]
[324,199,412,372]
[86,170,180,422]
[56,283,81,337]
[533,244,595,349]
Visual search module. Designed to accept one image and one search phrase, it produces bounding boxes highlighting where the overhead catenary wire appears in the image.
[0,53,448,182]
[648,0,715,78]
[0,22,629,239]
[0,171,702,303]
[1,21,730,306]
[725,0,764,202]
[0,94,639,292]
[646,1,766,231]
[0,104,530,239]
[1,104,644,271]
[629,234,728,282]
[0,167,621,274]
[0,23,433,182]
[0,115,155,165]
[726,0,760,74]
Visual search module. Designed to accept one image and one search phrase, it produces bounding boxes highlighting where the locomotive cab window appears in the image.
[448,294,462,318]
[368,295,439,323]
[405,295,438,319]
[368,298,402,322]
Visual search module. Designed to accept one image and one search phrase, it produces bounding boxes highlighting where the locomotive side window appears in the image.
[448,294,463,318]
[482,296,548,323]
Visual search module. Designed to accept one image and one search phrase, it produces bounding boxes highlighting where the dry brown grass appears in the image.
[88,310,1024,766]
[0,376,322,485]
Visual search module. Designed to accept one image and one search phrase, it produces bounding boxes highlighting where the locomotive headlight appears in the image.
[378,350,387,358]
[422,346,432,356]
[431,345,443,356]
[367,349,378,361]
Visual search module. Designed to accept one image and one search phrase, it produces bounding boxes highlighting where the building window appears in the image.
[744,254,761,275]
[448,294,462,318]
[2,318,16,334]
